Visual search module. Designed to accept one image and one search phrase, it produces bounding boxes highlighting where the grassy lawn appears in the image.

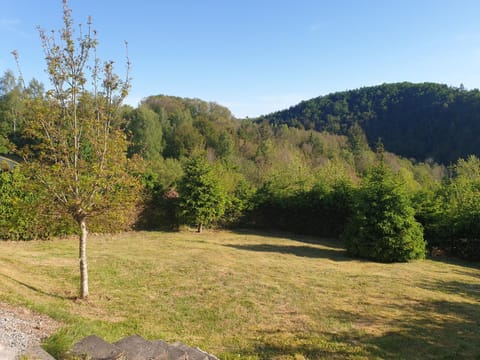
[0,230,479,359]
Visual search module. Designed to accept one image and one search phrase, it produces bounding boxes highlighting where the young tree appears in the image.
[19,0,138,298]
[178,156,226,233]
[342,162,426,262]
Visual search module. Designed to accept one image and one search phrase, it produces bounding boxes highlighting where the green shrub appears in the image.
[250,178,354,238]
[0,168,76,240]
[0,166,139,240]
[430,155,480,260]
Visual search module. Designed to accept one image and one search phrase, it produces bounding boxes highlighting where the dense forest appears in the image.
[260,82,480,164]
[1,69,479,261]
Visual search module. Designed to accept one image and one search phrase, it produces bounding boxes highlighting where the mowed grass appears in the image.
[0,230,479,359]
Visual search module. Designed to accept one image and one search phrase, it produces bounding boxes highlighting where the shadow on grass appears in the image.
[233,340,374,360]
[336,276,480,360]
[367,273,480,358]
[428,255,480,272]
[229,272,480,359]
[0,272,75,300]
[237,298,480,359]
[420,279,480,299]
[231,228,345,248]
[224,243,350,261]
[364,300,480,359]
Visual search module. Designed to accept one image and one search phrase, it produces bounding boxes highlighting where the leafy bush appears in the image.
[0,166,140,240]
[250,178,354,238]
[0,168,76,240]
[424,155,480,260]
[221,178,255,227]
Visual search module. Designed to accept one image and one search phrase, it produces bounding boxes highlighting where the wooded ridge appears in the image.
[259,82,480,164]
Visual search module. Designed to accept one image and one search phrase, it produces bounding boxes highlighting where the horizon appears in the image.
[2,0,480,118]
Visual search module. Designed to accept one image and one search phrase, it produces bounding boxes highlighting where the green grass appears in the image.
[0,230,479,359]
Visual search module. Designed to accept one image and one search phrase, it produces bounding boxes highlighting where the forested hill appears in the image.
[259,82,480,163]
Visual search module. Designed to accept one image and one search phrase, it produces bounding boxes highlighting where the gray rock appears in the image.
[21,344,56,360]
[114,335,168,360]
[69,335,126,360]
[151,340,187,360]
[171,342,218,360]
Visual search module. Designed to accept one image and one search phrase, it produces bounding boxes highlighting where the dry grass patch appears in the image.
[0,230,479,359]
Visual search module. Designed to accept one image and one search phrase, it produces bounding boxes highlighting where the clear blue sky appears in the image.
[1,0,480,118]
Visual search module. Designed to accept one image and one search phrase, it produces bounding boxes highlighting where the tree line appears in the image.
[2,75,479,261]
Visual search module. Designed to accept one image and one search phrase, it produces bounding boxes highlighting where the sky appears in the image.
[1,0,480,118]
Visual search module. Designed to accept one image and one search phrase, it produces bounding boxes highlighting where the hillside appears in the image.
[259,82,480,163]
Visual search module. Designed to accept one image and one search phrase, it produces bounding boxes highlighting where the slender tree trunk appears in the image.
[197,222,203,233]
[79,217,89,299]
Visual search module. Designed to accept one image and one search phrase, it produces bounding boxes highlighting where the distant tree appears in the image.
[178,156,226,232]
[347,122,374,173]
[439,155,480,258]
[127,105,164,161]
[0,70,24,152]
[19,0,139,298]
[215,131,234,158]
[342,162,426,262]
[454,155,480,180]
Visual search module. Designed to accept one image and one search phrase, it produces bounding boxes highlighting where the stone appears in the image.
[69,335,126,360]
[65,334,218,360]
[114,335,168,360]
[21,344,56,360]
[152,340,187,360]
[171,342,218,360]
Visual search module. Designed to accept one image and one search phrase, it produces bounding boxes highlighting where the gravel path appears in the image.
[0,303,60,359]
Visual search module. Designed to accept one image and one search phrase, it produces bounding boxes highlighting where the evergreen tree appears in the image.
[342,163,426,262]
[178,156,226,232]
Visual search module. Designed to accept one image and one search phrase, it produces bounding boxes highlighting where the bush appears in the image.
[250,178,354,238]
[342,164,426,262]
[0,168,76,240]
[424,156,480,260]
[135,185,179,231]
[0,166,140,240]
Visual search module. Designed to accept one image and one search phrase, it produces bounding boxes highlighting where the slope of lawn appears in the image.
[0,230,479,359]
